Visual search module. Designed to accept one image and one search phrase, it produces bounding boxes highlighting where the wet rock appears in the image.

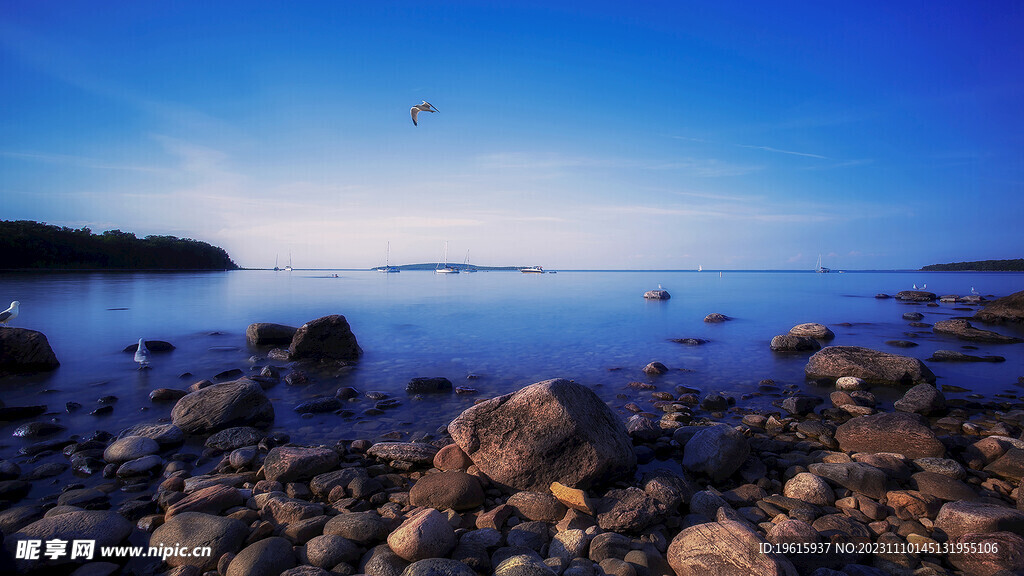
[781,395,823,416]
[973,289,1024,324]
[171,378,274,434]
[902,312,924,321]
[103,435,160,464]
[893,383,946,415]
[835,412,945,459]
[667,519,797,576]
[246,323,298,346]
[770,335,821,352]
[150,388,188,402]
[123,339,174,352]
[597,487,666,533]
[805,346,935,386]
[642,361,669,375]
[506,491,567,522]
[388,508,457,562]
[895,290,936,302]
[264,446,339,483]
[116,454,162,477]
[294,396,343,413]
[409,470,484,511]
[448,379,635,491]
[928,349,1005,362]
[289,314,362,361]
[494,554,556,576]
[670,338,708,345]
[789,323,835,340]
[644,290,670,300]
[682,424,749,483]
[360,544,411,576]
[225,536,296,576]
[0,328,60,375]
[933,318,1023,343]
[703,313,730,323]
[12,421,66,438]
[166,484,243,518]
[407,377,453,394]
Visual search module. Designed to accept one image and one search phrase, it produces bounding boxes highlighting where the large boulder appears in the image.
[789,323,835,340]
[289,315,362,361]
[0,328,59,375]
[667,519,797,576]
[835,412,945,459]
[448,379,635,491]
[974,290,1024,324]
[4,511,132,574]
[409,470,484,511]
[933,319,1022,343]
[171,378,274,434]
[246,322,298,346]
[894,383,946,415]
[225,536,297,576]
[805,346,935,386]
[150,512,248,571]
[769,335,821,352]
[681,424,750,482]
[387,508,457,562]
[934,501,1024,542]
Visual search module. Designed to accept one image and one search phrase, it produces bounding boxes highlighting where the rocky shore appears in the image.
[0,292,1022,576]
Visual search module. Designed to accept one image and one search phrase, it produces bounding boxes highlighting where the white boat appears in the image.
[815,254,830,273]
[285,253,293,272]
[273,254,280,272]
[698,264,703,272]
[435,242,459,274]
[520,266,544,273]
[378,242,401,273]
[462,250,477,272]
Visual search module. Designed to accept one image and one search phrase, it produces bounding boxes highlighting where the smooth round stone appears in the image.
[835,377,867,391]
[116,455,163,477]
[104,436,160,464]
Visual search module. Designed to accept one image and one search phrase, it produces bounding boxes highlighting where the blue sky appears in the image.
[2,1,1021,269]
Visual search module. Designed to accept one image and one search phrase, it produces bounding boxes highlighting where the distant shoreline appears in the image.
[920,259,1024,272]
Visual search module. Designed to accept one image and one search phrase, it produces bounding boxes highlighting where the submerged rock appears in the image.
[973,289,1024,324]
[448,378,636,491]
[895,290,937,302]
[246,322,298,346]
[933,319,1022,343]
[171,378,274,434]
[289,314,362,361]
[789,323,835,340]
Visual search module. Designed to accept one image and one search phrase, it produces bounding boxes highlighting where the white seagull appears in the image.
[0,301,18,326]
[410,101,439,126]
[134,338,151,369]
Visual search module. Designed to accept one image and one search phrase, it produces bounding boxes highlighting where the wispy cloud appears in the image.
[0,150,166,173]
[734,144,828,159]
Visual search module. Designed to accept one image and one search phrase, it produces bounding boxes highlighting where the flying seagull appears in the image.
[411,101,439,126]
[0,301,18,326]
[134,338,151,369]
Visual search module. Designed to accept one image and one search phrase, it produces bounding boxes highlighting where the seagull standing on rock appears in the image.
[0,301,18,326]
[410,101,439,126]
[134,338,151,369]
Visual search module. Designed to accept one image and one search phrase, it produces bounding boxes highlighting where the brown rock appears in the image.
[911,471,980,502]
[506,491,567,522]
[448,379,635,491]
[225,536,296,576]
[934,501,1024,542]
[246,323,298,346]
[789,323,835,340]
[0,327,60,376]
[886,490,942,520]
[805,346,935,386]
[171,378,274,434]
[263,446,340,483]
[166,484,243,518]
[150,512,248,571]
[387,508,456,562]
[288,315,362,361]
[933,318,1022,343]
[408,470,484,511]
[973,290,1024,324]
[835,412,945,459]
[948,531,1024,576]
[985,448,1024,482]
[433,443,473,471]
[783,472,835,506]
[667,519,797,576]
[550,482,598,515]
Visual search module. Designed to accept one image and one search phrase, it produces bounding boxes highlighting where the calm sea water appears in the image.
[1,270,1023,461]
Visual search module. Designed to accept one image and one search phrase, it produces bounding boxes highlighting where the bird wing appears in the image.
[0,311,10,322]
[424,102,438,112]
[411,107,419,126]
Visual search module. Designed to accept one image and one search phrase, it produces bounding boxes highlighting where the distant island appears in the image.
[0,220,239,270]
[921,259,1024,272]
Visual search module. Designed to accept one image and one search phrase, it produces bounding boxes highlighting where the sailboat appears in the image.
[815,254,830,273]
[285,253,293,272]
[462,250,477,272]
[435,242,459,274]
[698,264,703,272]
[273,255,280,272]
[378,242,401,273]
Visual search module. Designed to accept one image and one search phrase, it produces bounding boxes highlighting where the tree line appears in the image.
[921,259,1024,271]
[0,220,239,270]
